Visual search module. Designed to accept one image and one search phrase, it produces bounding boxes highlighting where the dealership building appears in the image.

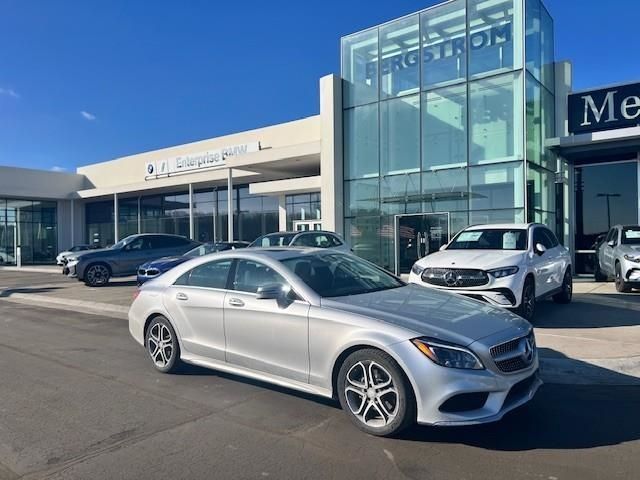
[1,0,639,275]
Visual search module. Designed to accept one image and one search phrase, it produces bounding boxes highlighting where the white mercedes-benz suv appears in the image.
[408,223,572,320]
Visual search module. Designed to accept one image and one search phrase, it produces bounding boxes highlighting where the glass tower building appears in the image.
[341,0,556,273]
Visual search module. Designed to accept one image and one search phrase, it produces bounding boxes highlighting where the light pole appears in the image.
[596,193,621,230]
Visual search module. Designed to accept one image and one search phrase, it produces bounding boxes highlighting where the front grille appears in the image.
[490,331,536,373]
[138,268,160,277]
[421,268,489,288]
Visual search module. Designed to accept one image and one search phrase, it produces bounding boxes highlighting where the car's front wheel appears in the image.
[145,316,182,373]
[553,268,573,304]
[84,263,111,287]
[337,348,415,437]
[516,278,536,321]
[615,262,632,293]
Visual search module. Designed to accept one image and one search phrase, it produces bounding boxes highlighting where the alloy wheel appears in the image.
[87,265,109,286]
[147,322,173,368]
[344,360,399,428]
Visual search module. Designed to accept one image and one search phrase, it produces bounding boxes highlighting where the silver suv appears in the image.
[595,225,640,292]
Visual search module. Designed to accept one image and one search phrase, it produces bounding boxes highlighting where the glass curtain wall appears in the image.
[285,193,321,230]
[0,198,57,264]
[342,0,549,271]
[86,187,278,245]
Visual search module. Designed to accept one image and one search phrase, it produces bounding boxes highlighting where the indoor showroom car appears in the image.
[595,224,640,292]
[408,223,573,321]
[129,248,540,437]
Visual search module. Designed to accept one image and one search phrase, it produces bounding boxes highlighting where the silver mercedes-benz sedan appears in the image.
[129,248,541,436]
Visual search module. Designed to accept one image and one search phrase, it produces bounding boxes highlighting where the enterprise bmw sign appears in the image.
[145,142,260,179]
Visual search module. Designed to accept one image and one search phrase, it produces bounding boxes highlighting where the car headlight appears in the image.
[411,338,484,370]
[624,254,640,263]
[411,263,425,276]
[487,266,519,278]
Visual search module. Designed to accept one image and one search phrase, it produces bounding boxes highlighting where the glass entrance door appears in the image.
[574,160,639,274]
[395,213,450,275]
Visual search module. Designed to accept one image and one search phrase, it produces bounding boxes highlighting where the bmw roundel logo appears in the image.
[147,163,154,174]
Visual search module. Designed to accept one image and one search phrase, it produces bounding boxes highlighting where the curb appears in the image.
[0,291,128,320]
[0,266,62,274]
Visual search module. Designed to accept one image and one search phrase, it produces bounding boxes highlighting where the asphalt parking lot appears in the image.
[0,270,639,479]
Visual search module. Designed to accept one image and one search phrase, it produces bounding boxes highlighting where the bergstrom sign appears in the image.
[145,142,260,179]
[568,82,640,134]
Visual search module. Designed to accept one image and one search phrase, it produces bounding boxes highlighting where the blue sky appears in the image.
[1,0,638,172]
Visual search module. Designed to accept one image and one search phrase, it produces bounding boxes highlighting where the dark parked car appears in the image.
[65,234,200,287]
[136,241,249,284]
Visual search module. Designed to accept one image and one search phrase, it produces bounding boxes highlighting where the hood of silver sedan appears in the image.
[321,284,529,346]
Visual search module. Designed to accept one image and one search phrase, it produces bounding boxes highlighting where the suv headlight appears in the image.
[411,263,425,276]
[624,254,640,263]
[487,266,519,278]
[411,338,484,370]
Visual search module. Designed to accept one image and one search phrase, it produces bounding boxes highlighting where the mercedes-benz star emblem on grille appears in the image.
[520,337,534,364]
[443,270,458,286]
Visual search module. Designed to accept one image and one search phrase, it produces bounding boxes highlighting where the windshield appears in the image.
[622,227,640,245]
[447,229,528,251]
[110,235,137,250]
[185,243,223,257]
[282,253,404,298]
[250,233,296,247]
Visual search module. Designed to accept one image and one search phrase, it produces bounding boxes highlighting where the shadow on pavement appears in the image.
[403,349,640,450]
[0,286,63,298]
[534,294,640,328]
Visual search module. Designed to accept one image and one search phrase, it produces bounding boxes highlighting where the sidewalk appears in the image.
[0,270,638,385]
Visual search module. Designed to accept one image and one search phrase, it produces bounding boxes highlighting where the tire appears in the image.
[516,278,536,321]
[553,268,573,304]
[594,260,607,282]
[145,316,182,374]
[84,263,111,287]
[615,262,632,293]
[337,348,415,437]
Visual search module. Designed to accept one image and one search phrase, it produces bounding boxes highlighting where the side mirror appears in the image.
[607,240,615,247]
[256,283,286,300]
[534,243,547,255]
[439,244,447,251]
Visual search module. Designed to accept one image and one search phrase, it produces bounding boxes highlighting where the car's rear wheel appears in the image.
[516,278,536,321]
[84,263,111,287]
[594,260,607,282]
[553,268,573,304]
[145,316,182,373]
[615,262,632,293]
[337,348,415,437]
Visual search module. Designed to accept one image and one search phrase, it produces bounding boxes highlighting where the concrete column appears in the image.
[278,195,287,231]
[319,74,344,235]
[188,183,194,240]
[227,168,234,241]
[113,193,119,242]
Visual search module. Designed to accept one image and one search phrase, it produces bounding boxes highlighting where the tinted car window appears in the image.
[293,233,342,248]
[448,229,527,250]
[155,236,189,249]
[541,228,559,248]
[175,260,232,289]
[126,237,151,251]
[533,228,554,249]
[232,260,287,294]
[250,234,296,247]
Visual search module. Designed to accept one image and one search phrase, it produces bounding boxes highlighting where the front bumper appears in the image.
[621,259,640,283]
[66,261,79,278]
[390,333,540,426]
[408,271,524,308]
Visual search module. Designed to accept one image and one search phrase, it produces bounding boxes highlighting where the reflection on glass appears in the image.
[342,28,379,107]
[422,84,466,170]
[380,15,420,98]
[1,198,57,264]
[469,72,523,165]
[421,0,466,88]
[381,95,420,175]
[470,208,525,225]
[381,174,421,214]
[527,165,555,213]
[423,167,468,212]
[344,104,379,179]
[345,178,380,217]
[469,162,524,210]
[467,0,522,77]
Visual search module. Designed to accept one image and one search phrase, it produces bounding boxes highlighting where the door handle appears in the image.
[176,292,188,301]
[228,298,245,307]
